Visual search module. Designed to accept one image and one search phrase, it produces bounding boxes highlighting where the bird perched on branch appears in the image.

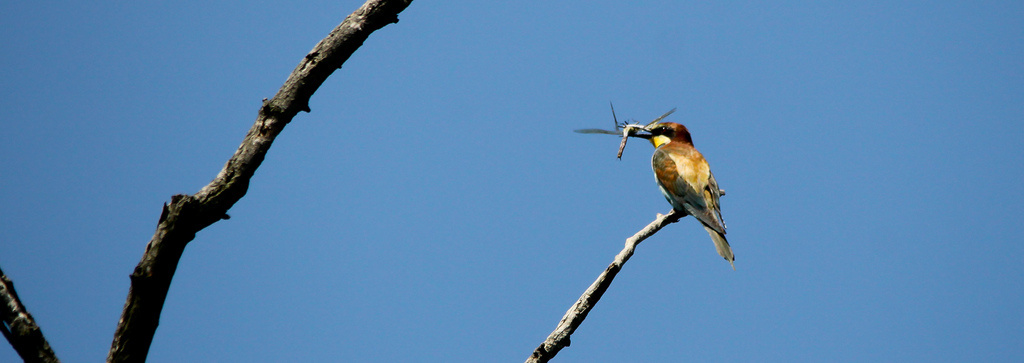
[646,122,735,269]
[574,106,735,269]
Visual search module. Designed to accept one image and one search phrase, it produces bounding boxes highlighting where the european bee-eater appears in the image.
[647,122,735,269]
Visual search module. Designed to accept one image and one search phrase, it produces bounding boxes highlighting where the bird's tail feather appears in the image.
[703,225,735,270]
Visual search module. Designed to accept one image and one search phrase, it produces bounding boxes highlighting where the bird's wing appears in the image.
[654,145,735,267]
[705,171,727,230]
[653,146,727,235]
[652,147,687,212]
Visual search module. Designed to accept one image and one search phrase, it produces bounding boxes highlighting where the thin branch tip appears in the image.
[525,212,673,363]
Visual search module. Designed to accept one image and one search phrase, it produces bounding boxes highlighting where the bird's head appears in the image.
[645,122,693,148]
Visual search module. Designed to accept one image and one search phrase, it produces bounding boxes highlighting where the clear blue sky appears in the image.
[2,1,1022,362]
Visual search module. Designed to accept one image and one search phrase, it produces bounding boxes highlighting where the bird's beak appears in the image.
[629,129,653,139]
[620,124,655,140]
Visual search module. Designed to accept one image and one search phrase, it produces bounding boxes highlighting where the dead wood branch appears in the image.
[104,1,414,362]
[526,210,683,363]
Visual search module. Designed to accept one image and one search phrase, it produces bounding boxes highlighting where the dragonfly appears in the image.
[575,103,676,159]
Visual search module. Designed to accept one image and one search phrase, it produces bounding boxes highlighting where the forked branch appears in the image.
[105,1,414,362]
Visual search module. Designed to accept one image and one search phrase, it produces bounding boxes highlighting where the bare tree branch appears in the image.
[0,267,59,363]
[526,210,683,363]
[105,1,414,362]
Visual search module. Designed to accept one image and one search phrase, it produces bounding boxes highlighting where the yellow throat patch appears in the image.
[651,135,672,148]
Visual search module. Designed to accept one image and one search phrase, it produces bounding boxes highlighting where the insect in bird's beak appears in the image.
[573,104,674,159]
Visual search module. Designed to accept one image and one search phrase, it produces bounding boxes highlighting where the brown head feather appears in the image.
[651,122,693,146]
